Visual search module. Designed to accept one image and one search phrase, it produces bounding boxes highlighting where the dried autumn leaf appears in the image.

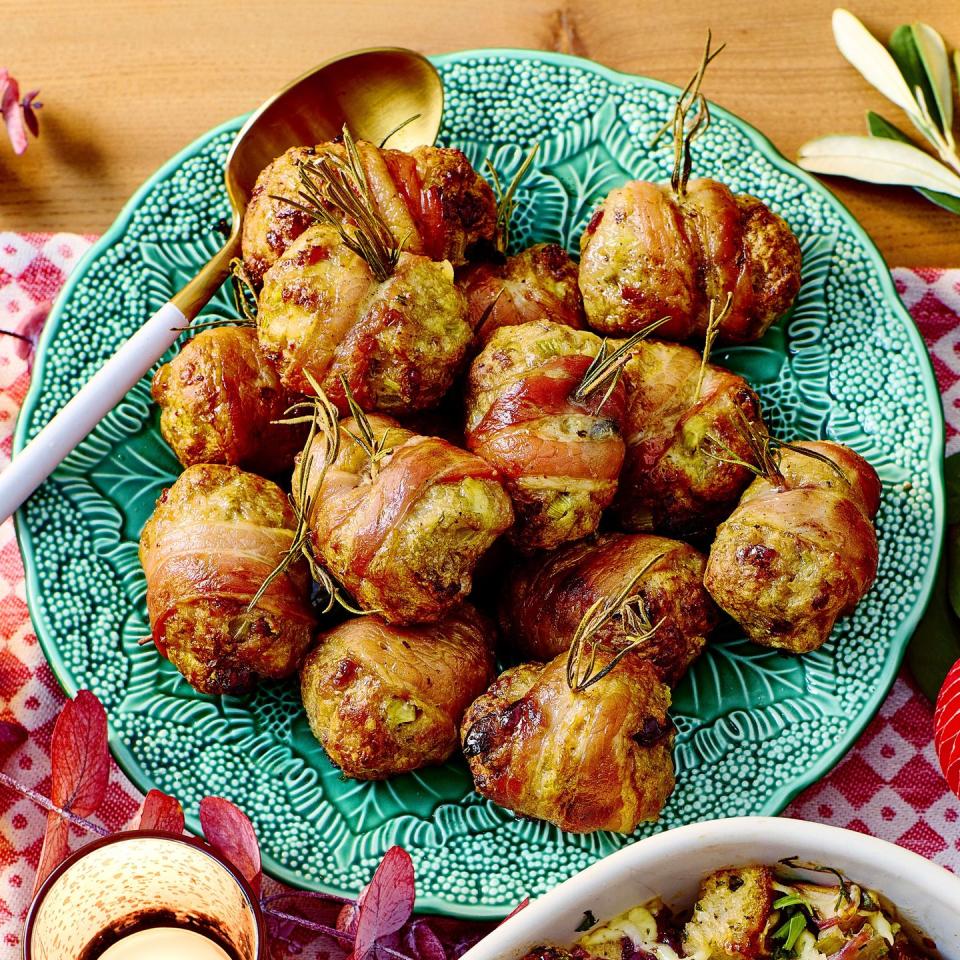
[199,796,262,895]
[0,69,27,156]
[797,134,960,198]
[352,846,416,960]
[137,788,185,833]
[832,9,923,120]
[403,920,446,960]
[0,720,26,762]
[33,690,110,894]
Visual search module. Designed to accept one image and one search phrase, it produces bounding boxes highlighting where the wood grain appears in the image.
[1,0,958,265]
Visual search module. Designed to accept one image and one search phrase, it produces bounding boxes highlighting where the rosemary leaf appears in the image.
[566,553,666,692]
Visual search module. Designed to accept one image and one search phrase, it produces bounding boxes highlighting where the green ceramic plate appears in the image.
[14,50,944,918]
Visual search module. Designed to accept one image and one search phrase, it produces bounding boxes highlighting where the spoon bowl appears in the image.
[0,47,444,520]
[226,47,443,213]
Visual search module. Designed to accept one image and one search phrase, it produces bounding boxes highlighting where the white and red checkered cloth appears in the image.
[0,233,957,956]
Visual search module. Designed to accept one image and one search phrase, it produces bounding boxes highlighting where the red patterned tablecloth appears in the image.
[0,233,957,956]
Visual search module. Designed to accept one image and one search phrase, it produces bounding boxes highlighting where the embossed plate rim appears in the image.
[14,49,945,918]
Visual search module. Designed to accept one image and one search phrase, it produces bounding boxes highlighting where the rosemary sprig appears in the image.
[271,125,401,282]
[486,143,540,254]
[235,375,361,639]
[573,317,671,409]
[566,554,666,692]
[694,292,733,401]
[339,376,396,480]
[378,113,421,149]
[652,31,726,197]
[702,410,849,487]
[229,256,259,322]
[778,858,853,910]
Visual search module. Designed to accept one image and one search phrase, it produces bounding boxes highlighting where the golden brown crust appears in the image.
[297,415,514,624]
[241,146,320,285]
[501,533,717,685]
[461,652,674,833]
[682,866,774,960]
[300,605,495,779]
[257,225,471,414]
[407,146,498,264]
[578,178,801,343]
[139,464,316,694]
[459,243,585,347]
[615,339,764,534]
[704,441,880,653]
[242,142,495,286]
[465,320,626,552]
[152,326,306,475]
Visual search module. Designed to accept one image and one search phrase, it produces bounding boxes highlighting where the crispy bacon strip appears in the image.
[704,440,880,653]
[143,520,313,655]
[299,415,514,624]
[461,652,674,833]
[348,436,502,576]
[465,322,628,551]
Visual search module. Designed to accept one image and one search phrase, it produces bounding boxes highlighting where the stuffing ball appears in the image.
[152,325,306,474]
[300,605,495,779]
[139,464,316,694]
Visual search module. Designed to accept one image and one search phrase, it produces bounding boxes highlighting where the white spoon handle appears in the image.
[0,300,187,522]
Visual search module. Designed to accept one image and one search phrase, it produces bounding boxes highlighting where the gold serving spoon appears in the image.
[0,47,443,521]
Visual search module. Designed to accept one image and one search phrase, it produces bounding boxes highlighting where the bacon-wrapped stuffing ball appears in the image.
[615,339,764,534]
[458,243,584,347]
[242,141,496,283]
[151,326,306,474]
[461,651,674,832]
[704,441,880,653]
[297,414,514,624]
[257,224,471,413]
[241,145,318,285]
[300,605,495,779]
[578,178,801,343]
[465,320,627,553]
[139,464,316,694]
[501,533,717,685]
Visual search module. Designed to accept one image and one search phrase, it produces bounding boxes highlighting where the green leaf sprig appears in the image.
[798,10,960,213]
[573,317,671,411]
[703,409,849,488]
[566,554,666,692]
[651,31,726,197]
[486,143,540,255]
[235,374,363,639]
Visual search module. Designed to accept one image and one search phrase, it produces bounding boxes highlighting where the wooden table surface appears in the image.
[2,0,958,266]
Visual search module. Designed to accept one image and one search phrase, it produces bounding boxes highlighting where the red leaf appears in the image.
[352,847,415,960]
[500,897,529,924]
[403,921,446,960]
[199,796,262,895]
[137,789,184,834]
[32,813,70,896]
[0,720,26,762]
[50,690,110,816]
[0,70,27,155]
[32,691,111,894]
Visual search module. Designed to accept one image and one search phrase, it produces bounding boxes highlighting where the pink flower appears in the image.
[0,68,42,155]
